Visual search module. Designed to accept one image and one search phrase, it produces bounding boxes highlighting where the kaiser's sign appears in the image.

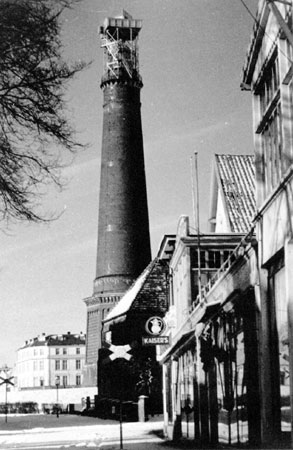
[142,316,169,346]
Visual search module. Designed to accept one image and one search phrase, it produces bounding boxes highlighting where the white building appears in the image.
[241,1,293,445]
[16,332,86,389]
[3,332,97,412]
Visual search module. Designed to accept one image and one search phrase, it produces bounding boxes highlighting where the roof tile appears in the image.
[215,154,255,233]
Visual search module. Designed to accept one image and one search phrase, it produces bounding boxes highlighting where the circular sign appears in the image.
[145,316,166,336]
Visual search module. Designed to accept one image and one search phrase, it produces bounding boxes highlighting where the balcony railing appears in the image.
[190,226,256,313]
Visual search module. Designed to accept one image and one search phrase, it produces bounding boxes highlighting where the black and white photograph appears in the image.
[1,1,293,449]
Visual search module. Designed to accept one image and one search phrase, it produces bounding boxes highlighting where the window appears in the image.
[262,104,283,194]
[76,359,81,370]
[62,360,67,370]
[62,348,67,355]
[208,250,221,269]
[76,375,81,386]
[215,314,250,444]
[33,349,37,356]
[255,54,287,197]
[76,347,80,355]
[55,348,60,355]
[39,360,44,370]
[33,361,38,371]
[258,56,279,116]
[63,376,67,387]
[269,260,291,433]
[55,360,60,370]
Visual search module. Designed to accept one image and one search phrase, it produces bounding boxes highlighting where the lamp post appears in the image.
[55,375,60,418]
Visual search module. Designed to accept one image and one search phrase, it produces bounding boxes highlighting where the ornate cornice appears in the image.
[83,294,121,308]
[100,76,143,90]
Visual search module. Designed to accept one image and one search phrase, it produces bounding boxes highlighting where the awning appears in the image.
[158,299,222,363]
[158,330,195,364]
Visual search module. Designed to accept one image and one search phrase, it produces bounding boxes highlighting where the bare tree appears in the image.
[0,0,87,223]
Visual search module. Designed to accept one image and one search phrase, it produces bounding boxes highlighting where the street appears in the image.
[0,413,172,450]
[0,413,272,449]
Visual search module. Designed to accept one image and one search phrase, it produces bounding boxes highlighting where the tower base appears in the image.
[82,362,98,388]
[83,293,124,388]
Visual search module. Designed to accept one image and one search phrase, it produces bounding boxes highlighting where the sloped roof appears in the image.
[20,333,86,349]
[104,258,169,326]
[215,154,256,233]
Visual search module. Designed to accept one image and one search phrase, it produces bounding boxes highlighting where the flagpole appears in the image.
[191,152,202,303]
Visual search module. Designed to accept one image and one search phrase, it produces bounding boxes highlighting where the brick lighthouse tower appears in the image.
[83,11,151,386]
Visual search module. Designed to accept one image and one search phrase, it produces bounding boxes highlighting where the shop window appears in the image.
[179,350,195,439]
[269,260,291,433]
[214,314,248,445]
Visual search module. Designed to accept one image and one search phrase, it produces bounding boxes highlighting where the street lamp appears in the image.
[55,375,60,418]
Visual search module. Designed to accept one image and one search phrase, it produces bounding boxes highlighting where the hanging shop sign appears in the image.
[145,316,166,335]
[142,335,169,345]
[142,316,169,345]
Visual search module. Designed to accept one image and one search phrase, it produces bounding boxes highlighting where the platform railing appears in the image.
[190,225,256,313]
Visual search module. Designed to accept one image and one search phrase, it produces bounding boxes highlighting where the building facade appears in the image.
[157,154,258,446]
[16,332,86,390]
[158,215,255,445]
[83,11,151,386]
[242,0,293,445]
[2,332,95,411]
[158,1,293,446]
[96,257,170,417]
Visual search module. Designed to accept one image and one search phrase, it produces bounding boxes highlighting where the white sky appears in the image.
[0,0,258,367]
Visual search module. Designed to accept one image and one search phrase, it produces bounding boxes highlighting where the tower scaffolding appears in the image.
[99,11,142,83]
